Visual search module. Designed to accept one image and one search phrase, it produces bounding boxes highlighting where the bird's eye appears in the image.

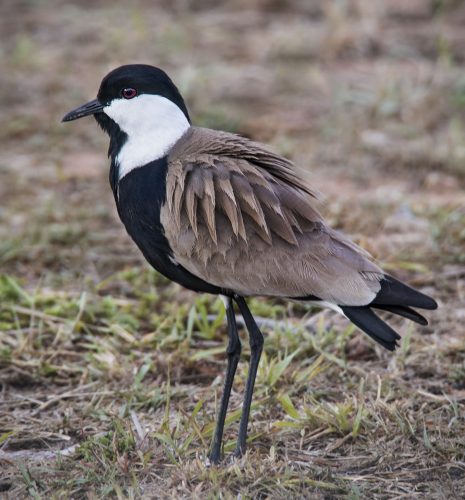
[121,88,137,99]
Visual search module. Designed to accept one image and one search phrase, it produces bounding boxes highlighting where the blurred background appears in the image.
[0,0,464,497]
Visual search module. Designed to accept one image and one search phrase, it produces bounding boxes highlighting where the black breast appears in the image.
[112,157,228,295]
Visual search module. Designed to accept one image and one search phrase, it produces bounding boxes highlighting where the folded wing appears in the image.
[161,127,384,305]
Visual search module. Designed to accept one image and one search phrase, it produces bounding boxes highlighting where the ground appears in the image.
[0,0,464,498]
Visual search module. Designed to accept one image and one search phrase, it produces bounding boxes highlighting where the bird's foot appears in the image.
[206,446,223,466]
[233,444,246,459]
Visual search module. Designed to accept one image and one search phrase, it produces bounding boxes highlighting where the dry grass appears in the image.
[0,0,464,498]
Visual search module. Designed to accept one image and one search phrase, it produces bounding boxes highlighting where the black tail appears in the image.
[371,275,437,310]
[370,304,427,325]
[341,306,401,351]
[341,275,437,351]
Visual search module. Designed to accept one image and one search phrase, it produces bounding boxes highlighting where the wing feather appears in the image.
[261,204,298,245]
[199,195,217,244]
[216,189,240,236]
[237,189,272,243]
[184,180,198,236]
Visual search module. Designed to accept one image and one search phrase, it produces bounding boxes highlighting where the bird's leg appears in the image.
[208,296,241,464]
[234,296,264,458]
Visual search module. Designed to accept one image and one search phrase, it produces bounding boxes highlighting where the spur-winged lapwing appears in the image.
[63,64,437,463]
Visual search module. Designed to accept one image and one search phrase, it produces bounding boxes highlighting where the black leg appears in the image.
[234,296,264,457]
[208,296,241,464]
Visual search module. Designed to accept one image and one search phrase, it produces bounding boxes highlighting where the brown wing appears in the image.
[161,127,383,305]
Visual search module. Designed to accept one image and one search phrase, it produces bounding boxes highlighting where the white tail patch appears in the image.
[103,94,190,180]
[308,300,346,317]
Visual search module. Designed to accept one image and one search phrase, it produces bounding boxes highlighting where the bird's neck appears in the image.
[102,94,191,181]
[116,120,190,180]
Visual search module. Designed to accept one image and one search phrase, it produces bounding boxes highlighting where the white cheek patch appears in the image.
[104,94,190,180]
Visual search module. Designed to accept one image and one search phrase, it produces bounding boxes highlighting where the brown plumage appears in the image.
[162,127,382,304]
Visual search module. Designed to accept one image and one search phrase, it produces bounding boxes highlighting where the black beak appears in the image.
[62,99,104,122]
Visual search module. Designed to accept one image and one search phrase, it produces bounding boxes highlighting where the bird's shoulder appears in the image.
[165,126,322,246]
[168,127,317,197]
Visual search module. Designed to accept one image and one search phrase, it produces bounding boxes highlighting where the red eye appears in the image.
[121,88,137,99]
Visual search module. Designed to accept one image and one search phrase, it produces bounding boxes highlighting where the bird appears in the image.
[62,64,437,463]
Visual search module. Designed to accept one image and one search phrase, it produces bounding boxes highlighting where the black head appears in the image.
[63,64,190,123]
[96,65,190,121]
[62,64,191,161]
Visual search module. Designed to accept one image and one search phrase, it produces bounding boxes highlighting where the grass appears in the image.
[1,0,465,498]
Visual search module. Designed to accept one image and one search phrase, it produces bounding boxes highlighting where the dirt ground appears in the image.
[0,0,464,498]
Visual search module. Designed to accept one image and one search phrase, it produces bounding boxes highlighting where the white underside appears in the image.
[219,295,230,308]
[103,94,190,180]
[308,300,346,317]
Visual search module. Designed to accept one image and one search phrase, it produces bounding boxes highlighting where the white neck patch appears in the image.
[103,94,190,180]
